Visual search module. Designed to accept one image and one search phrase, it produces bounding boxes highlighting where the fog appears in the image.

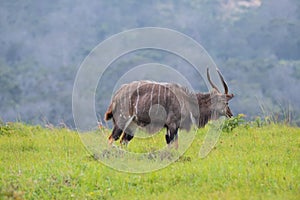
[1,0,299,126]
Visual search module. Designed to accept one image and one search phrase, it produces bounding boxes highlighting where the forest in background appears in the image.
[1,0,300,127]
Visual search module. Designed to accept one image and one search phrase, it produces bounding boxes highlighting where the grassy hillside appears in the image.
[0,122,299,199]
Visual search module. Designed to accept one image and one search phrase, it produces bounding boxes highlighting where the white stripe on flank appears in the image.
[128,83,132,110]
[150,84,155,107]
[164,85,167,103]
[157,85,161,114]
[135,82,141,114]
[158,85,161,106]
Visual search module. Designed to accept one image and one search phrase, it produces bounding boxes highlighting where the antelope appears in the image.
[104,68,234,148]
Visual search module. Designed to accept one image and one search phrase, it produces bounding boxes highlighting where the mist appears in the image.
[1,0,299,126]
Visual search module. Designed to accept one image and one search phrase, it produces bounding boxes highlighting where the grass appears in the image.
[0,122,299,199]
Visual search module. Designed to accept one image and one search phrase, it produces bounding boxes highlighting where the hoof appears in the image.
[108,136,114,145]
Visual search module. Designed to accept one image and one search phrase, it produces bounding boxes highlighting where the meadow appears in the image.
[0,121,299,199]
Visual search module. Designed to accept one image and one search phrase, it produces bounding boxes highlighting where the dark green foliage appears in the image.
[0,1,300,126]
[222,114,246,133]
[0,60,21,108]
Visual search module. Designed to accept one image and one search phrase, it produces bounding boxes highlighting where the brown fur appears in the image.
[104,103,113,121]
[104,70,234,147]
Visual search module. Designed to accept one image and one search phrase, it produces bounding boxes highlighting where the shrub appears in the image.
[222,114,245,132]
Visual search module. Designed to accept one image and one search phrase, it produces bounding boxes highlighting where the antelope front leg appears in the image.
[165,126,179,150]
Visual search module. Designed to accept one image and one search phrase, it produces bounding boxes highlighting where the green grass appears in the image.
[0,122,299,199]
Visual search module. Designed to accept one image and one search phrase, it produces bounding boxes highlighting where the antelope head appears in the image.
[207,68,234,119]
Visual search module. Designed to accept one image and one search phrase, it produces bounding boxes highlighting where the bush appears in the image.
[222,114,245,132]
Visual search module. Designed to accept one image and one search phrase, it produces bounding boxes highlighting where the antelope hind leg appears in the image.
[108,126,123,145]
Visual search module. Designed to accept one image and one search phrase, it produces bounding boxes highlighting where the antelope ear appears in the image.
[226,93,234,100]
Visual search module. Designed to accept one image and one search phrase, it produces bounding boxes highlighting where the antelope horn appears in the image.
[216,68,228,94]
[207,68,220,92]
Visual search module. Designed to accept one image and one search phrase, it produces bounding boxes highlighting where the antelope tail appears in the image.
[104,102,114,121]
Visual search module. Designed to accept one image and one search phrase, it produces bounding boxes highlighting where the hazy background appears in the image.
[1,0,300,127]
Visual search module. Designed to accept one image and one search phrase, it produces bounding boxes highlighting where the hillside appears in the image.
[0,122,299,199]
[0,0,300,126]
